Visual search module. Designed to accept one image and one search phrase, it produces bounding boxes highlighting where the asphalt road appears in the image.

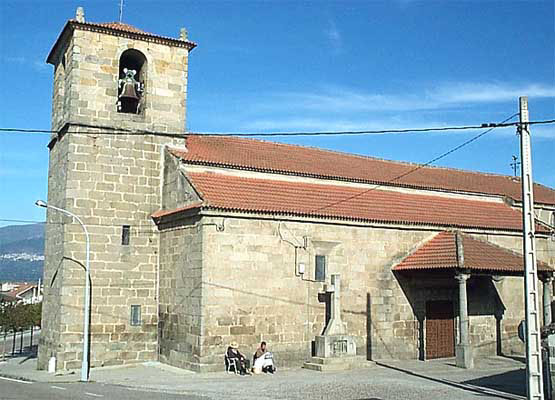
[0,376,209,400]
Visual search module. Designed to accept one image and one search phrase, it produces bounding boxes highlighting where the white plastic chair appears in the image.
[225,353,239,374]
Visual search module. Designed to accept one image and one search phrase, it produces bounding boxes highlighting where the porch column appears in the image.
[542,275,553,326]
[455,273,473,369]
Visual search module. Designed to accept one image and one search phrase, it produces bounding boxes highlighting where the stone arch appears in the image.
[117,48,147,114]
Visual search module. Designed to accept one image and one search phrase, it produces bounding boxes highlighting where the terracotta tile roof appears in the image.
[151,202,202,218]
[96,22,147,34]
[160,172,538,232]
[73,20,196,47]
[47,19,196,64]
[0,292,17,302]
[7,283,35,298]
[393,231,552,273]
[170,136,555,205]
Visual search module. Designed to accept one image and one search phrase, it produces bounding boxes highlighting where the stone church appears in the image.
[39,8,555,373]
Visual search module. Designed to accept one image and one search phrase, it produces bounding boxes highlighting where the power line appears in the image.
[311,113,520,213]
[0,219,45,224]
[0,118,553,138]
[0,218,156,233]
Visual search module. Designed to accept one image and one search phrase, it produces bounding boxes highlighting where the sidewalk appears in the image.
[0,349,528,400]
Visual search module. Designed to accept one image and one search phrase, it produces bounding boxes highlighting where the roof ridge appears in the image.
[460,232,551,269]
[182,134,528,182]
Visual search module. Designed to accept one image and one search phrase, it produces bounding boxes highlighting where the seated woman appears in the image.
[226,342,251,375]
[252,341,275,374]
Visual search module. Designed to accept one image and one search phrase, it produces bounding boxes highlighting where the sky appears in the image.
[0,0,553,227]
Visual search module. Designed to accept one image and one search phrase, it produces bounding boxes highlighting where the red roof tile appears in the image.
[170,136,555,205]
[175,172,535,232]
[47,20,196,64]
[151,202,202,218]
[393,231,552,273]
[96,22,147,34]
[7,283,36,298]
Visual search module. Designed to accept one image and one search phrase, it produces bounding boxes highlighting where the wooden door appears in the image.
[425,301,455,359]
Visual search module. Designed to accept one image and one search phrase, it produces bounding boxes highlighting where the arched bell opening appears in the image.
[117,49,147,114]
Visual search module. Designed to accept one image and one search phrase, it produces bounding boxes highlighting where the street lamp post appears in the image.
[35,200,90,382]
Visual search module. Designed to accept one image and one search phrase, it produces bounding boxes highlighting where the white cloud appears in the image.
[260,82,555,113]
[33,60,50,74]
[429,82,555,104]
[530,125,555,139]
[4,56,26,63]
[241,116,452,134]
[2,55,49,73]
[325,20,343,54]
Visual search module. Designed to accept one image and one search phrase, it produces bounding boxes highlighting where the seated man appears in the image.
[226,342,250,375]
[252,341,275,374]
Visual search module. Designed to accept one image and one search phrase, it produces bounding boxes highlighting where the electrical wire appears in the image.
[311,113,520,213]
[0,118,553,138]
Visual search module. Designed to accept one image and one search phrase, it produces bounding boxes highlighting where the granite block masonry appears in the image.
[39,7,195,371]
[40,6,555,375]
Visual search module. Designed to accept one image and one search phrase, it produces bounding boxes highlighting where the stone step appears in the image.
[303,362,350,372]
[302,356,375,372]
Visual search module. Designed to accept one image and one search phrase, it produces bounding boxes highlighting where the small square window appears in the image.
[122,225,130,245]
[130,305,141,326]
[315,255,326,282]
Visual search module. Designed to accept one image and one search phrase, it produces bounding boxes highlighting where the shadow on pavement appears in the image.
[376,361,524,400]
[463,369,525,397]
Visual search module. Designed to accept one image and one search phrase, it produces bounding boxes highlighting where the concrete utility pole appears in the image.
[519,96,544,400]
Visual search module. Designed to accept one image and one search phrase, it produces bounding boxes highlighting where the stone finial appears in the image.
[179,27,188,41]
[76,6,85,23]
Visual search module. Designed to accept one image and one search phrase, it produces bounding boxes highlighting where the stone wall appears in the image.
[161,151,200,210]
[41,19,192,371]
[158,217,204,370]
[38,133,69,369]
[41,129,183,370]
[156,213,553,371]
[197,216,432,370]
[48,27,191,134]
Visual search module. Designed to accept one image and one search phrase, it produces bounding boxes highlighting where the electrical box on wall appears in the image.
[298,262,305,275]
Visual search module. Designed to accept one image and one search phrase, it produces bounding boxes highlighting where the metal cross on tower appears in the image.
[511,155,521,177]
[119,0,124,23]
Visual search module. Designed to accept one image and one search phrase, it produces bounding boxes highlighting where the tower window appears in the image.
[130,305,141,326]
[122,225,130,245]
[117,49,146,114]
[315,255,326,282]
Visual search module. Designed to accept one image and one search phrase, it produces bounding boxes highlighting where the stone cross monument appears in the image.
[315,274,356,358]
[322,274,347,336]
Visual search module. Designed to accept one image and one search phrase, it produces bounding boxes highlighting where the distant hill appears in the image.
[0,224,44,282]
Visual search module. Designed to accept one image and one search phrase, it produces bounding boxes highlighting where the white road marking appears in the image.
[0,376,32,384]
[51,385,67,390]
[85,392,103,397]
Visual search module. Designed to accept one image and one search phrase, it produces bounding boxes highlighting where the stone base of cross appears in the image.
[323,274,347,336]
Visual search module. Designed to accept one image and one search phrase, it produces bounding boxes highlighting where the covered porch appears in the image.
[392,231,553,368]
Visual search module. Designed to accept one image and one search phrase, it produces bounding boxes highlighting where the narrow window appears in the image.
[130,305,141,326]
[315,255,326,282]
[122,225,130,245]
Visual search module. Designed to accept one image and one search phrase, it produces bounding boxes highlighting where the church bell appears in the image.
[119,81,140,100]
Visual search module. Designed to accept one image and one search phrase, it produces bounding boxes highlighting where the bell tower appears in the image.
[39,7,196,371]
